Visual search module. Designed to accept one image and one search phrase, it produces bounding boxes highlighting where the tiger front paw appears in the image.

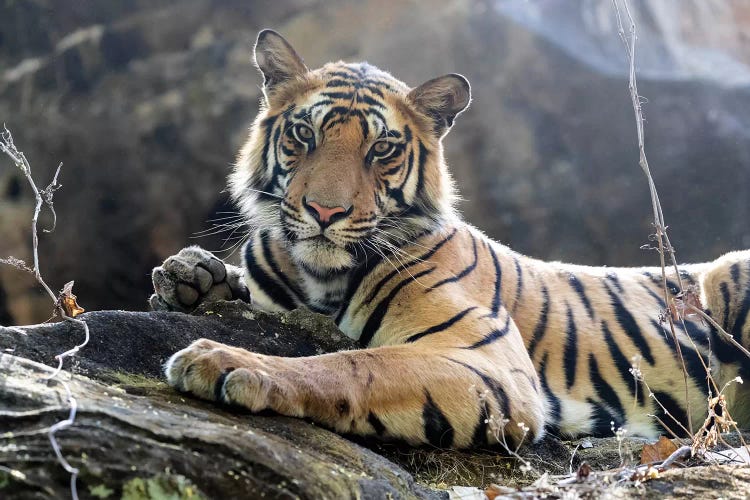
[164,339,303,415]
[150,246,249,312]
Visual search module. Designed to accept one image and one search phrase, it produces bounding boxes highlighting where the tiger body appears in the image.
[153,30,750,449]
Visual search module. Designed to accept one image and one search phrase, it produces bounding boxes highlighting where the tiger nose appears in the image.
[303,197,352,227]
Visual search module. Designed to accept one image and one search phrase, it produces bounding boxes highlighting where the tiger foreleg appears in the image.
[164,338,546,448]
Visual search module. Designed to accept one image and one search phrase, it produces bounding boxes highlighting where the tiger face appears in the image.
[230,30,471,276]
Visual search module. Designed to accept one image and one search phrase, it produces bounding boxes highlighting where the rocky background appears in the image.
[2,0,750,325]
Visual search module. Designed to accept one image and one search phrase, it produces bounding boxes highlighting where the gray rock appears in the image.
[3,304,750,498]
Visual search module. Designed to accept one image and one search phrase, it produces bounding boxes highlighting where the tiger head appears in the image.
[230,30,471,275]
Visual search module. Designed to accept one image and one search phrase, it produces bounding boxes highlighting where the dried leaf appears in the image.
[640,436,678,465]
[669,285,704,322]
[59,281,85,318]
[484,484,515,499]
[576,461,591,482]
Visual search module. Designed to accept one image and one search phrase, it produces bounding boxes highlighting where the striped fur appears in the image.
[164,30,750,448]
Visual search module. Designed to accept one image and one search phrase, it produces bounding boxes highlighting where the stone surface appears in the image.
[2,303,749,498]
[0,355,442,499]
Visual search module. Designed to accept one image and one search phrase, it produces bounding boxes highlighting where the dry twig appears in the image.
[610,0,749,464]
[1,125,89,500]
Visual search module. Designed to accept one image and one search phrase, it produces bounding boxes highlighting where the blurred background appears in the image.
[1,0,749,325]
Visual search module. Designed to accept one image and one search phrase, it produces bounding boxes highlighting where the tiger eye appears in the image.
[297,125,314,140]
[373,141,391,154]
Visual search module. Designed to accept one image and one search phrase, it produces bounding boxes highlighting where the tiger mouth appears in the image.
[299,234,335,243]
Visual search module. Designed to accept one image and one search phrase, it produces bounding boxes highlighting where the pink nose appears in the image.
[303,198,350,226]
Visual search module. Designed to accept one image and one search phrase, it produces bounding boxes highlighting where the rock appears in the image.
[2,303,750,498]
[3,1,750,324]
[0,355,442,499]
[0,303,440,499]
[0,300,356,381]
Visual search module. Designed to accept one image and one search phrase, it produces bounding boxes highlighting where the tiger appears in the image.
[150,29,750,449]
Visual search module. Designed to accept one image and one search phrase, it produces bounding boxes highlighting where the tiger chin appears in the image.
[151,29,750,449]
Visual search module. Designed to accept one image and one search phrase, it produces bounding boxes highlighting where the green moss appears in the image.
[0,468,26,490]
[89,483,114,498]
[105,371,166,388]
[102,371,172,395]
[121,474,206,500]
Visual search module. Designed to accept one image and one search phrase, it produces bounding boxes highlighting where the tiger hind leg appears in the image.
[701,249,750,425]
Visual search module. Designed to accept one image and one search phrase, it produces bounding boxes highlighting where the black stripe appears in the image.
[485,243,503,318]
[406,307,477,343]
[360,94,385,107]
[587,398,621,435]
[358,267,435,346]
[679,317,710,348]
[445,358,510,417]
[326,78,356,88]
[321,106,354,129]
[214,370,231,402]
[643,271,680,295]
[298,261,351,281]
[538,353,561,434]
[464,316,511,350]
[563,304,578,389]
[606,272,624,293]
[368,412,386,436]
[415,141,428,199]
[511,368,539,394]
[601,320,645,406]
[423,391,454,448]
[335,249,385,325]
[308,303,337,315]
[650,319,707,394]
[512,256,523,313]
[358,113,370,138]
[703,309,741,364]
[720,281,731,329]
[730,263,750,341]
[244,239,296,310]
[605,283,655,365]
[258,115,276,176]
[363,82,386,98]
[259,230,304,302]
[471,402,490,447]
[679,270,696,286]
[588,353,625,424]
[527,285,550,359]
[730,263,741,291]
[403,124,412,143]
[652,390,690,437]
[568,274,594,319]
[640,283,666,308]
[328,70,359,80]
[364,228,457,304]
[426,234,478,291]
[320,91,354,100]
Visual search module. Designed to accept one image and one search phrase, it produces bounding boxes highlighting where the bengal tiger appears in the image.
[150,29,750,449]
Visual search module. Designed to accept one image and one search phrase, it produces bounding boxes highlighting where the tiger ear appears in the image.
[407,73,471,135]
[254,29,308,93]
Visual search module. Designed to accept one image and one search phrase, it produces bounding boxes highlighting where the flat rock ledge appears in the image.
[1,301,749,499]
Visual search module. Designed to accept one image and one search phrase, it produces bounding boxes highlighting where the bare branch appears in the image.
[611,0,694,434]
[0,125,85,500]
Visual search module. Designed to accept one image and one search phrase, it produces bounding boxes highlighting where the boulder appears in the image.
[2,302,750,498]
